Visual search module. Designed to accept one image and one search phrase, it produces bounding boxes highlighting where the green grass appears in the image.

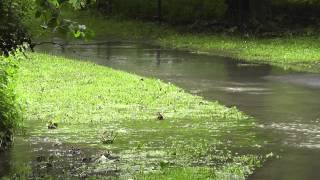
[137,167,215,180]
[39,11,320,73]
[16,53,264,179]
[161,35,320,72]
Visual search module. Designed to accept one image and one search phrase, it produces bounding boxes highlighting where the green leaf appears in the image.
[74,30,81,38]
[48,0,60,7]
[35,10,42,18]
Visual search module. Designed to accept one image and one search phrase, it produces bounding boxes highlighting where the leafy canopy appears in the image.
[34,0,95,38]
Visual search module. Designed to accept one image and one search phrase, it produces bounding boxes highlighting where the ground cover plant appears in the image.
[13,52,265,179]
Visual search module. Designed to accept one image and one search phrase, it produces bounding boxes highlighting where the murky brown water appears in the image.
[2,40,320,179]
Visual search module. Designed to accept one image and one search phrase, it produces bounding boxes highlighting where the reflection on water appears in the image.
[5,41,320,179]
[266,74,320,88]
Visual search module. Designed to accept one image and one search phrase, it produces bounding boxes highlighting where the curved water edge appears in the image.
[37,41,320,179]
[1,50,263,179]
[1,40,320,179]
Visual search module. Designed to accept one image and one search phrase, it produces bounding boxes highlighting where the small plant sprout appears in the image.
[101,131,118,144]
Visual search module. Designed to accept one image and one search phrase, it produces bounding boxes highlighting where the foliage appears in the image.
[108,0,227,24]
[32,0,93,39]
[0,0,31,56]
[0,53,22,151]
[0,0,95,56]
[91,0,320,33]
[162,0,227,24]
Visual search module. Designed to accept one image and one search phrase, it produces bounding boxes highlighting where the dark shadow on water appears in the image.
[225,60,272,82]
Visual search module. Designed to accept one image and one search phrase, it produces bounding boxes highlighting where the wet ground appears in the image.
[2,40,320,179]
[0,132,125,179]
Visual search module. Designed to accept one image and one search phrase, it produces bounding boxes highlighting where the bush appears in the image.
[0,0,31,56]
[108,0,227,24]
[163,0,227,24]
[111,0,157,19]
[0,53,22,151]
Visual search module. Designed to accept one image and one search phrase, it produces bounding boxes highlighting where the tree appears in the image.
[0,0,31,56]
[0,0,94,56]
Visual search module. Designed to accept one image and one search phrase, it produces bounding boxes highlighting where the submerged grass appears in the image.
[44,11,320,73]
[15,53,264,179]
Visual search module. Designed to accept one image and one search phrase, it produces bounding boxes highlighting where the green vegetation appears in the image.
[19,0,320,73]
[0,53,22,150]
[160,34,320,73]
[136,167,217,180]
[15,53,264,178]
[31,11,320,73]
[1,0,319,178]
[103,0,226,24]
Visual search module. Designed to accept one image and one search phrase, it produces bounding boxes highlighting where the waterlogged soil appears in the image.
[33,40,320,180]
[2,133,257,179]
[1,137,121,179]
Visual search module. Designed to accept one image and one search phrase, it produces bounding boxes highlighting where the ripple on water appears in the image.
[265,74,320,89]
[219,86,271,94]
[258,122,320,149]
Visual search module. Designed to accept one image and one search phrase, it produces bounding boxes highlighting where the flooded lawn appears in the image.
[0,52,263,179]
[1,40,320,179]
[37,40,320,180]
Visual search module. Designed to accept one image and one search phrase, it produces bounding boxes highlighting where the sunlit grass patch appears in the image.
[18,53,252,128]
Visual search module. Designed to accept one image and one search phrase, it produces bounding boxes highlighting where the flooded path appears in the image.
[2,41,320,179]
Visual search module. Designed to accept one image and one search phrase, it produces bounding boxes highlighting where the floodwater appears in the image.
[2,40,320,179]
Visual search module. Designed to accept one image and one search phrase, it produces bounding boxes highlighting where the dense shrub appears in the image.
[95,0,320,33]
[0,0,31,56]
[109,0,227,24]
[111,0,157,19]
[265,0,320,30]
[163,0,227,24]
[0,53,22,151]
